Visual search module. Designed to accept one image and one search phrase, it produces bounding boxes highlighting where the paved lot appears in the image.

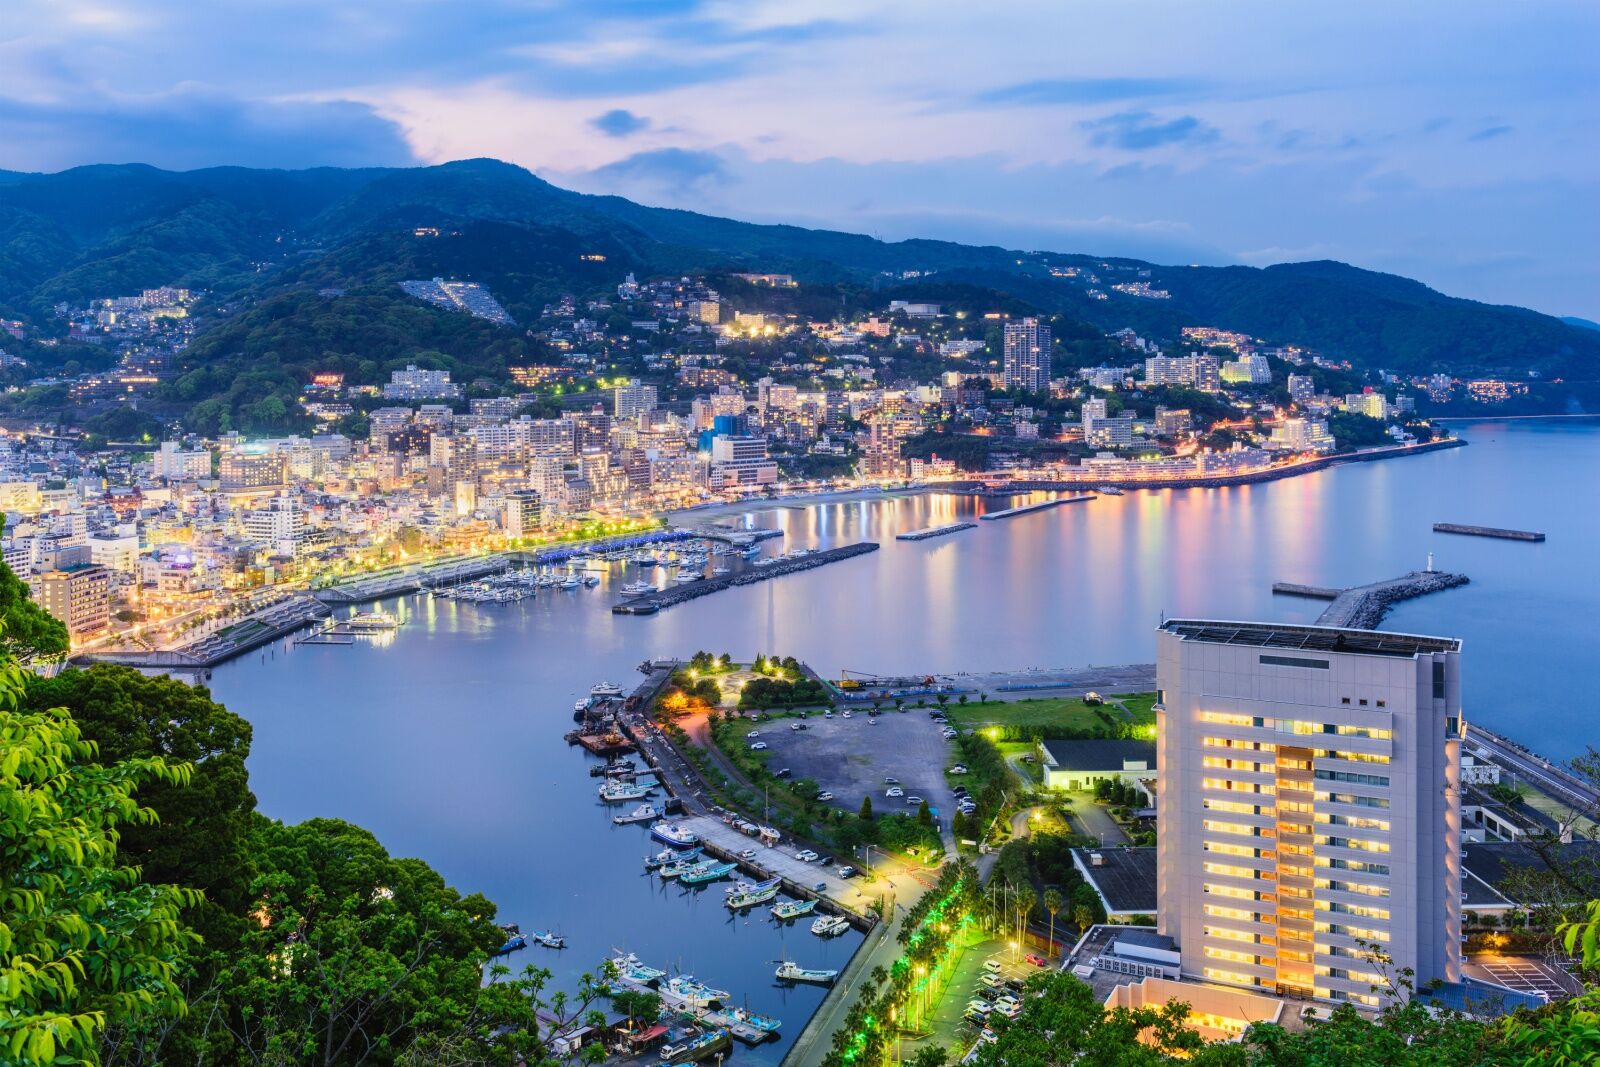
[1465,954,1581,999]
[733,710,961,845]
[922,936,1042,1050]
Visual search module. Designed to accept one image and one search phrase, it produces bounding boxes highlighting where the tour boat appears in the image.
[346,610,399,630]
[775,961,838,985]
[771,898,818,921]
[811,915,850,938]
[650,821,700,848]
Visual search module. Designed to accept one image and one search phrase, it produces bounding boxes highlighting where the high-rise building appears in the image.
[1193,355,1222,393]
[1287,374,1316,405]
[1154,619,1463,1008]
[505,489,543,540]
[1145,355,1198,388]
[219,451,287,493]
[1003,318,1052,393]
[34,563,111,643]
[708,436,778,489]
[153,441,212,482]
[613,379,659,421]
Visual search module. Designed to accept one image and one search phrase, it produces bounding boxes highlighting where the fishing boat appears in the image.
[646,845,701,869]
[663,974,730,1007]
[493,932,527,957]
[775,961,838,985]
[771,898,818,921]
[811,915,851,938]
[613,804,661,825]
[679,861,738,886]
[531,930,566,949]
[658,856,706,879]
[591,681,626,698]
[726,878,782,910]
[659,1029,731,1064]
[710,1005,782,1035]
[598,780,653,803]
[651,821,700,848]
[611,952,666,984]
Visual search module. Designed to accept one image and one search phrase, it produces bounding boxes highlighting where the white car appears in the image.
[841,710,853,719]
[738,849,758,860]
[982,959,1002,974]
[817,791,835,801]
[885,787,905,798]
[905,796,924,805]
[965,1000,992,1014]
[749,741,768,751]
[796,849,819,862]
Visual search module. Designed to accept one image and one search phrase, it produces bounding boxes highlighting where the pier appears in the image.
[1434,522,1545,542]
[895,521,978,542]
[612,543,880,615]
[1271,570,1471,629]
[76,596,330,677]
[978,495,1094,521]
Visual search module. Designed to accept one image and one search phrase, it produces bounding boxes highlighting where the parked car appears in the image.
[824,710,834,718]
[749,742,769,751]
[748,731,761,738]
[951,764,968,775]
[884,777,900,784]
[836,865,857,878]
[980,974,1004,990]
[796,849,819,862]
[1025,953,1048,967]
[1003,978,1026,993]
[738,849,758,861]
[965,999,992,1014]
[982,959,1002,974]
[775,768,792,778]
[885,787,905,798]
[790,723,803,731]
[905,795,924,805]
[842,710,852,718]
[817,791,835,801]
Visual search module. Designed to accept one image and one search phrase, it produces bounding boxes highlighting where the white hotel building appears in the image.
[1155,620,1463,1007]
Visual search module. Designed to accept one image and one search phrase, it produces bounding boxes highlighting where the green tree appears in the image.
[860,796,874,822]
[0,672,200,1065]
[1043,888,1064,953]
[1073,903,1095,933]
[0,519,68,661]
[918,799,934,827]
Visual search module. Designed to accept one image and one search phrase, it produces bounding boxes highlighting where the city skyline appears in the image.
[2,2,1596,318]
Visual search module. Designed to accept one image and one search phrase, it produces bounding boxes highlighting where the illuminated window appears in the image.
[1203,904,1258,922]
[1203,862,1259,880]
[1199,712,1252,726]
[1203,819,1257,837]
[1202,967,1261,987]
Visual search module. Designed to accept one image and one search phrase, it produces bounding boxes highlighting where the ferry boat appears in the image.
[346,610,399,630]
[598,780,653,803]
[663,974,730,1007]
[725,878,782,910]
[591,682,626,698]
[659,1029,731,1064]
[613,804,661,825]
[611,952,666,984]
[679,861,738,886]
[775,961,838,985]
[811,915,850,938]
[771,898,818,921]
[531,930,566,949]
[651,821,700,848]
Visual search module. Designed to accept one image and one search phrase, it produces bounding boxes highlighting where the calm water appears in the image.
[210,420,1599,1047]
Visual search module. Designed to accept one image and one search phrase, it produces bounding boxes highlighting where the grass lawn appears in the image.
[946,693,1159,737]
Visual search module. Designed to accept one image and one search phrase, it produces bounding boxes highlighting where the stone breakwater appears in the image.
[1315,571,1471,629]
[612,543,880,614]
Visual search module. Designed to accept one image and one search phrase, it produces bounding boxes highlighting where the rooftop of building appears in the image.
[1463,840,1600,902]
[1159,619,1461,659]
[1041,738,1158,772]
[1072,846,1158,915]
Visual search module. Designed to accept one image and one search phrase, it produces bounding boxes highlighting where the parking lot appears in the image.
[1465,954,1582,1000]
[924,937,1045,1049]
[734,709,963,843]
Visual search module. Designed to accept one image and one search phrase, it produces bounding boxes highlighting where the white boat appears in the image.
[622,581,654,596]
[651,821,700,848]
[775,961,837,985]
[1096,485,1125,495]
[674,573,699,585]
[560,574,581,590]
[591,682,625,698]
[663,974,730,1007]
[611,951,666,983]
[613,804,661,825]
[346,610,399,630]
[574,697,593,714]
[583,575,600,587]
[711,566,729,575]
[598,780,653,803]
[811,915,851,938]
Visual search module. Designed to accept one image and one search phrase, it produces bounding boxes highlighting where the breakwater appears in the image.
[1307,570,1471,629]
[1434,523,1545,543]
[895,521,978,541]
[979,495,1094,521]
[612,543,880,614]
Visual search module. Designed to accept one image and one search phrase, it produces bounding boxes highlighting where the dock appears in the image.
[1272,570,1470,629]
[1434,523,1545,543]
[978,495,1094,521]
[895,521,978,542]
[612,543,879,615]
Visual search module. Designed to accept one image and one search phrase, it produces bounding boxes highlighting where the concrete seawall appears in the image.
[1312,571,1470,629]
[613,543,880,614]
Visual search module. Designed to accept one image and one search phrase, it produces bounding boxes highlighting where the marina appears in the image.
[612,543,880,615]
[977,494,1094,521]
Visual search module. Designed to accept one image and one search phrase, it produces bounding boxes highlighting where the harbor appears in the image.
[895,521,978,542]
[977,495,1094,521]
[1434,522,1546,542]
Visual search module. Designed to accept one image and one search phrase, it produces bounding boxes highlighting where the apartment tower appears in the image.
[1154,620,1463,1007]
[1003,317,1052,393]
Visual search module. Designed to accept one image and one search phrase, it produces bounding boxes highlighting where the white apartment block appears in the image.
[1155,620,1463,1008]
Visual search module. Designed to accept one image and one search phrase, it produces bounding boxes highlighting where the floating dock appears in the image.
[1433,523,1545,542]
[895,521,978,542]
[612,543,879,615]
[978,495,1094,521]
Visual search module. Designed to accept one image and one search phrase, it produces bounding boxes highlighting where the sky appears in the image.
[2,1,1597,318]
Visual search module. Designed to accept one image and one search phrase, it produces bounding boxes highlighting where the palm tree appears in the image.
[869,964,889,990]
[1073,903,1095,934]
[1014,884,1037,946]
[1043,888,1063,955]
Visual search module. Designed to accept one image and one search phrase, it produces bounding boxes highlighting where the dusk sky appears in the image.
[3,1,1596,318]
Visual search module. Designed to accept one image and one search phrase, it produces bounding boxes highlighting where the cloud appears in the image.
[590,108,652,137]
[1079,111,1220,151]
[1469,124,1513,141]
[0,90,417,171]
[972,77,1210,108]
[581,147,730,199]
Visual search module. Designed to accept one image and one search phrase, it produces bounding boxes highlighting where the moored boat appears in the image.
[613,804,661,825]
[493,932,527,957]
[679,861,737,886]
[598,780,653,803]
[659,1029,731,1064]
[646,845,701,869]
[771,898,818,921]
[775,961,838,985]
[532,930,566,949]
[610,951,666,984]
[811,915,851,938]
[591,681,626,698]
[651,821,700,848]
[663,974,730,1007]
[725,878,782,909]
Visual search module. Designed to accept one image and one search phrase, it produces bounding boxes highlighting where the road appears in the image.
[782,908,911,1067]
[1467,724,1597,815]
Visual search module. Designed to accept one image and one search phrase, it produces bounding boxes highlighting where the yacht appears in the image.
[591,682,626,698]
[622,581,654,596]
[811,915,851,938]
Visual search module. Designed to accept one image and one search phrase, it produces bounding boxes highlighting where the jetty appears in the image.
[896,521,978,542]
[1434,523,1545,543]
[1272,570,1470,629]
[612,543,879,615]
[978,495,1094,521]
